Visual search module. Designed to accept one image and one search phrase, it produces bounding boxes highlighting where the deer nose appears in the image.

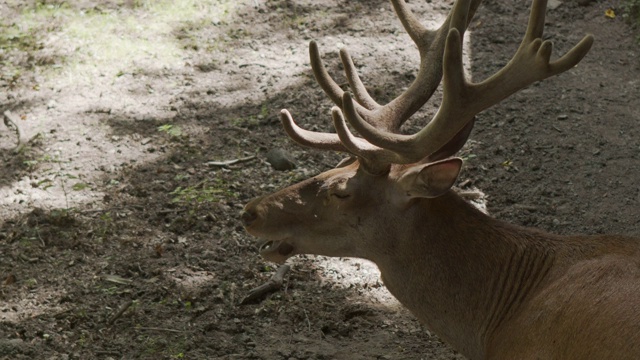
[241,209,258,226]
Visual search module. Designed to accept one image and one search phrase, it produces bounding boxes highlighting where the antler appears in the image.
[281,0,593,174]
[311,0,481,132]
[344,0,593,163]
[282,0,481,173]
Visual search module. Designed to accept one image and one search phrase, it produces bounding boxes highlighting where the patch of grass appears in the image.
[0,9,53,86]
[231,116,260,128]
[166,177,238,233]
[170,178,236,206]
[139,334,188,358]
[24,152,91,209]
[25,278,38,289]
[158,124,183,138]
[2,0,238,87]
[94,211,115,240]
[259,103,269,118]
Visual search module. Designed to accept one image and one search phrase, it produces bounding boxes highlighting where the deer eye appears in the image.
[329,180,351,199]
[331,192,350,199]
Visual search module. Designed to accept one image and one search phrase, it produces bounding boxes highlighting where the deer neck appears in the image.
[372,191,555,360]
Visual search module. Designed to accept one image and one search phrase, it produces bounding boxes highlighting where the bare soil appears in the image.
[1,0,638,359]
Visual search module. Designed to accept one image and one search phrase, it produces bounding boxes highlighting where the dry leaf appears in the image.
[3,274,16,286]
[155,244,164,257]
[605,9,616,19]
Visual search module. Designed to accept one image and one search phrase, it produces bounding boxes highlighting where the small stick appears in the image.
[207,155,256,168]
[95,350,122,357]
[94,351,122,357]
[80,205,145,214]
[3,110,24,152]
[240,264,291,305]
[107,300,133,325]
[137,327,184,333]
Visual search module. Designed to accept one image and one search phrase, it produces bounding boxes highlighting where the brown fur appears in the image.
[244,162,640,359]
[243,1,627,357]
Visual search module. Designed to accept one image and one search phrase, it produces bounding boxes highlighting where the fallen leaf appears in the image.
[605,9,616,18]
[3,274,16,286]
[155,244,164,257]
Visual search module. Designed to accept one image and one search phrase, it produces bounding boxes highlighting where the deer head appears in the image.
[242,0,593,262]
[243,0,593,266]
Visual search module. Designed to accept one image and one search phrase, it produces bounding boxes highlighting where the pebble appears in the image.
[266,149,296,171]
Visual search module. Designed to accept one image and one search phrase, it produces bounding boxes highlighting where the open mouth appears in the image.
[259,240,294,258]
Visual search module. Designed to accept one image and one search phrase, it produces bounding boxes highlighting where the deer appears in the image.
[241,0,640,358]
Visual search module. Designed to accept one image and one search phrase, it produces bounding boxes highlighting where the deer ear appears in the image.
[399,158,463,199]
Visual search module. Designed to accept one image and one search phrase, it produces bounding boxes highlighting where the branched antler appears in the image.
[281,0,593,175]
[310,0,481,131]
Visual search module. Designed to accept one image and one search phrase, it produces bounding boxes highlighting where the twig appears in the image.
[238,63,267,68]
[156,208,187,214]
[80,205,145,214]
[3,110,25,153]
[207,155,256,168]
[137,327,184,333]
[303,309,311,332]
[107,300,133,325]
[94,350,122,357]
[103,274,133,285]
[240,264,291,305]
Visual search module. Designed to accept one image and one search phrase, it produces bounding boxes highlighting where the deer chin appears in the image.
[258,239,295,264]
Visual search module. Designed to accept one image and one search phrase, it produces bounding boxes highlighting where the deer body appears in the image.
[372,191,640,359]
[246,165,640,359]
[241,0,639,357]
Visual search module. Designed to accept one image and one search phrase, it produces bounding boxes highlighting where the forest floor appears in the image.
[0,0,639,359]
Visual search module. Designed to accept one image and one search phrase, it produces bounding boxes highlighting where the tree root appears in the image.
[240,264,290,305]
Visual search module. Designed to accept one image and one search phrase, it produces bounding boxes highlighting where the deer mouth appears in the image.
[258,239,295,263]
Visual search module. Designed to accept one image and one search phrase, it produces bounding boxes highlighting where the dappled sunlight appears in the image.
[2,279,80,324]
[308,256,404,308]
[0,0,296,221]
[16,0,239,86]
[0,112,158,217]
[3,0,626,357]
[0,171,103,211]
[0,0,244,216]
[165,265,217,294]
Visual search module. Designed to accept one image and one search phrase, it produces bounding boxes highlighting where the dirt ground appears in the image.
[0,0,638,359]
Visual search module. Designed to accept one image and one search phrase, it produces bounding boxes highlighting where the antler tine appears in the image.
[344,0,593,163]
[281,93,406,175]
[381,0,481,129]
[280,107,395,174]
[390,0,431,46]
[331,106,395,175]
[339,48,380,112]
[279,0,483,170]
[309,41,344,108]
[309,0,482,132]
[309,40,385,116]
[459,0,594,110]
[339,93,411,164]
[280,110,348,153]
